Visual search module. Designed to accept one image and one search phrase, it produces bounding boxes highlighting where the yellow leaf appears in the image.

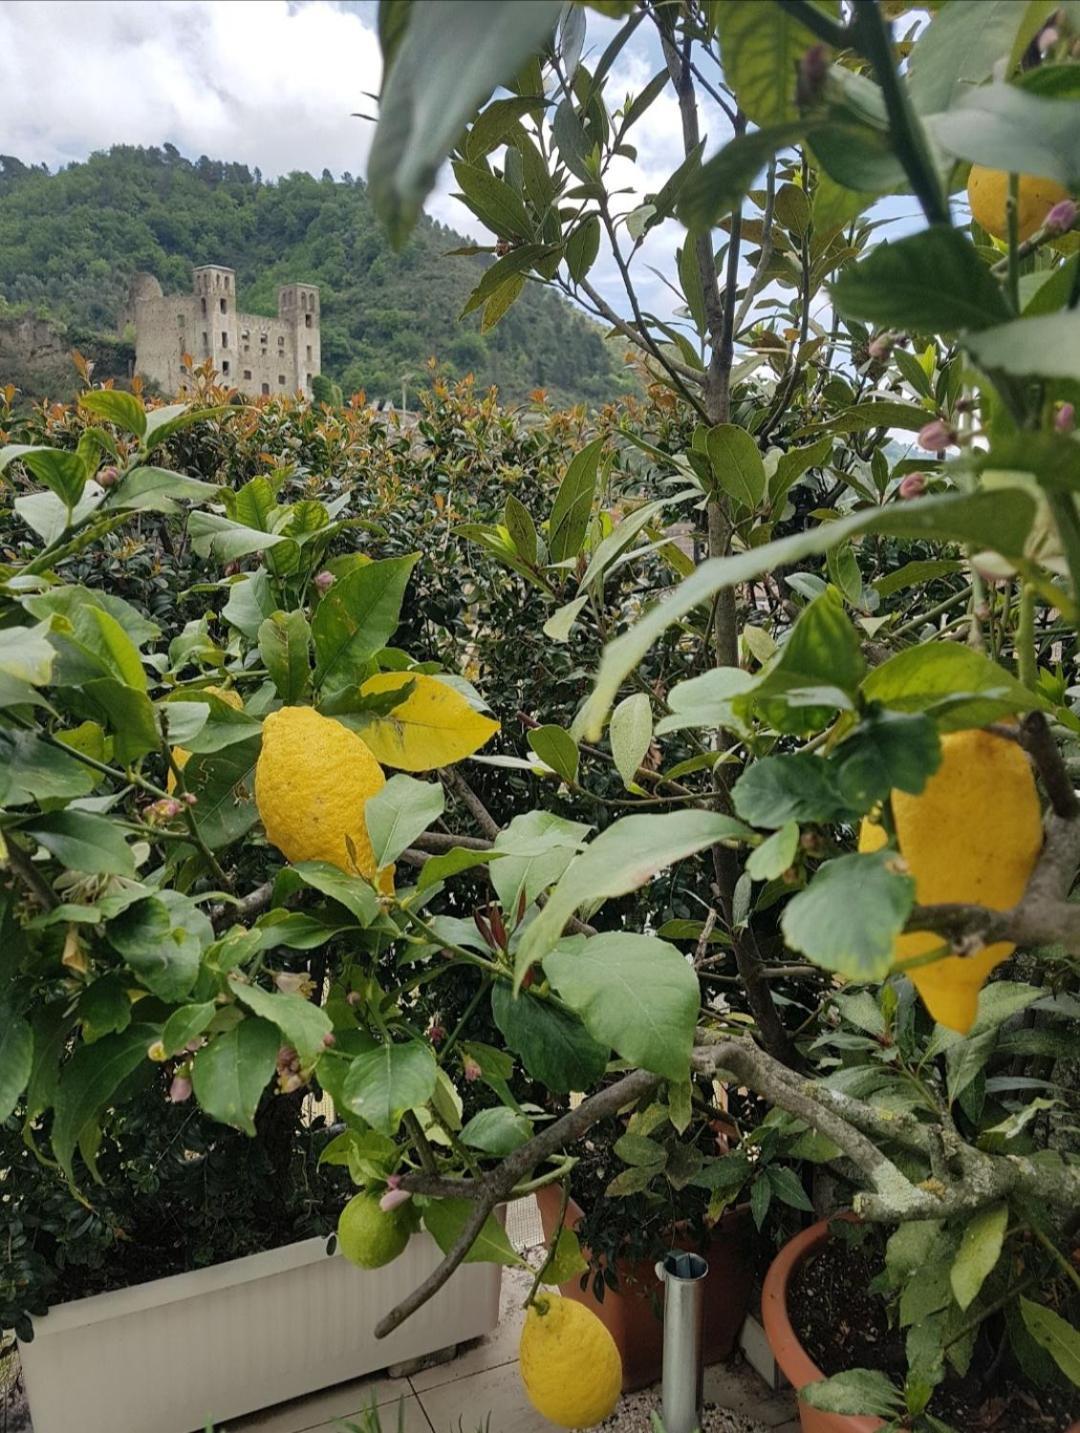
[357,673,499,771]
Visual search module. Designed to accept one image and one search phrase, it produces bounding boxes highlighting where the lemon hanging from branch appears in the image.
[967,166,1070,244]
[518,1293,622,1428]
[859,728,1042,1033]
[255,705,389,886]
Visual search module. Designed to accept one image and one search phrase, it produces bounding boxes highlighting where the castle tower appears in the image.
[278,282,321,394]
[193,265,237,382]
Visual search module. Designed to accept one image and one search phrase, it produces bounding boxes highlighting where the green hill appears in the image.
[0,145,631,407]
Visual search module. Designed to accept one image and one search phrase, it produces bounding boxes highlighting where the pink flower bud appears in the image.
[1045,198,1078,236]
[169,1074,193,1103]
[182,792,197,806]
[917,419,956,452]
[386,1173,403,1190]
[346,991,362,1007]
[795,43,829,108]
[185,1038,204,1053]
[380,1187,412,1212]
[462,1055,482,1083]
[314,570,336,594]
[1055,402,1075,433]
[273,971,314,998]
[898,472,927,499]
[1039,24,1061,51]
[426,1021,446,1045]
[322,1031,336,1048]
[98,466,119,488]
[867,335,892,362]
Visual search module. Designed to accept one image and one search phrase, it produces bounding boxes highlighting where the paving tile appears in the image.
[410,1266,530,1393]
[301,1394,433,1433]
[227,1373,412,1433]
[771,1422,803,1433]
[415,1362,549,1433]
[703,1361,798,1428]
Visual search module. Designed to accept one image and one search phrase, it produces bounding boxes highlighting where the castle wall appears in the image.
[133,266,320,399]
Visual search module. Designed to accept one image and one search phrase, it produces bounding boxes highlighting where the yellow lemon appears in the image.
[519,1294,622,1429]
[859,727,1042,1033]
[967,165,1070,243]
[337,1193,409,1270]
[168,685,244,791]
[254,705,391,887]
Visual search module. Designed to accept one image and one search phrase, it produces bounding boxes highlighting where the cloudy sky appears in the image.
[1,0,714,321]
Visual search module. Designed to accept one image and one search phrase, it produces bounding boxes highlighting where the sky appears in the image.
[0,0,710,323]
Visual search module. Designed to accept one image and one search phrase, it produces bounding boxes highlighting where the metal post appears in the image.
[655,1250,708,1433]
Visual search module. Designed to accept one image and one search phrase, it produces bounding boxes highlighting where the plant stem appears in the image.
[1007,172,1021,314]
[1028,1219,1080,1295]
[1017,582,1037,689]
[525,1176,571,1308]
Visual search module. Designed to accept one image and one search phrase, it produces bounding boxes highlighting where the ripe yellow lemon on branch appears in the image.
[859,727,1042,1033]
[255,705,389,885]
[967,165,1070,243]
[519,1294,622,1428]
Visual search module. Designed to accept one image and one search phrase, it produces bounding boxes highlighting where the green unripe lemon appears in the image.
[337,1193,410,1270]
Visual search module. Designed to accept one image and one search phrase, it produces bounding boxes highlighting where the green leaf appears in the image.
[491,983,608,1094]
[365,773,444,869]
[966,313,1080,383]
[716,0,835,126]
[192,1017,279,1136]
[0,1015,32,1122]
[527,724,580,784]
[106,467,218,513]
[1020,1298,1080,1387]
[161,1002,217,1059]
[706,424,766,510]
[930,84,1080,188]
[746,821,799,882]
[544,931,699,1081]
[78,388,147,437]
[0,729,97,806]
[0,623,55,686]
[609,693,652,791]
[52,1025,156,1181]
[771,437,833,508]
[228,978,332,1066]
[188,511,295,563]
[453,161,534,240]
[566,216,601,284]
[781,850,915,980]
[460,1106,533,1155]
[678,122,807,231]
[950,1204,1007,1312]
[3,445,87,510]
[574,489,1036,742]
[141,403,229,450]
[423,1197,525,1267]
[288,860,380,925]
[548,438,604,563]
[767,1166,813,1211]
[800,1370,904,1417]
[908,1,1047,115]
[614,1132,667,1168]
[861,644,1042,732]
[543,1226,588,1284]
[259,610,312,704]
[26,811,134,877]
[416,847,502,893]
[181,737,260,849]
[78,975,133,1043]
[830,710,941,810]
[832,228,1011,334]
[368,0,562,243]
[737,588,864,734]
[873,559,964,599]
[504,493,539,565]
[489,810,589,916]
[733,753,852,829]
[106,895,203,1002]
[341,1040,437,1134]
[517,810,753,977]
[310,553,418,698]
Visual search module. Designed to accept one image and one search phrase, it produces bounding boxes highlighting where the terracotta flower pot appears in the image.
[761,1218,1080,1433]
[536,1182,756,1392]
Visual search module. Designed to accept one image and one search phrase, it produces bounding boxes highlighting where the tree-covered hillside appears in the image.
[0,145,631,406]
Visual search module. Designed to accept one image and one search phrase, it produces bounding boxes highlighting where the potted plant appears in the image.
[534,1108,760,1390]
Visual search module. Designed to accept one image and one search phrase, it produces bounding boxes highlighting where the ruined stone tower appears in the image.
[131,265,321,399]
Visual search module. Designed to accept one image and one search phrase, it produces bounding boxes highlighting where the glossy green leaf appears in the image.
[228,978,332,1066]
[830,710,942,810]
[107,466,218,513]
[106,896,202,1002]
[192,1017,279,1136]
[460,1105,533,1155]
[861,643,1043,731]
[706,424,766,509]
[259,610,312,704]
[966,313,1080,383]
[781,850,915,980]
[26,810,135,877]
[52,1025,157,1181]
[0,1015,32,1122]
[527,724,579,784]
[365,773,444,869]
[609,693,652,791]
[491,982,609,1093]
[423,1197,525,1267]
[311,553,419,698]
[800,1370,904,1417]
[733,753,852,829]
[930,84,1080,188]
[1020,1297,1080,1386]
[544,931,699,1081]
[548,438,604,563]
[716,0,836,126]
[908,0,1049,115]
[950,1203,1007,1311]
[746,821,799,882]
[341,1040,437,1134]
[678,122,807,231]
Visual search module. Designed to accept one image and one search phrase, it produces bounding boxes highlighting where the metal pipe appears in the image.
[655,1249,708,1433]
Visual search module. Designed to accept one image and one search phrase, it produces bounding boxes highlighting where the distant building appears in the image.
[129,265,320,398]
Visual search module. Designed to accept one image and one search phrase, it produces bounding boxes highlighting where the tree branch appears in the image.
[439,766,501,841]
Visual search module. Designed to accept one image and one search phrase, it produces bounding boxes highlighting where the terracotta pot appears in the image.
[761,1218,1080,1433]
[536,1181,756,1392]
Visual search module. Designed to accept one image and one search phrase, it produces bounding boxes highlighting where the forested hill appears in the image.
[0,145,630,406]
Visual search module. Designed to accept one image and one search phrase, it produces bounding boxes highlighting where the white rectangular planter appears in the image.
[20,1232,502,1433]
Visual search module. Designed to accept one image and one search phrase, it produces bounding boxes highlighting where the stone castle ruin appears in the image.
[126,265,320,399]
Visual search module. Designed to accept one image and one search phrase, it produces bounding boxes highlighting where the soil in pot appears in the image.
[790,1229,1080,1433]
